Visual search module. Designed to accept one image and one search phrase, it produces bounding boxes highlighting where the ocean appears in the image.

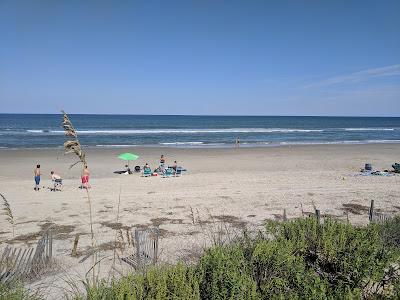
[0,114,400,149]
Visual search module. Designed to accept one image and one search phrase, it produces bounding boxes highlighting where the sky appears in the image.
[0,0,399,116]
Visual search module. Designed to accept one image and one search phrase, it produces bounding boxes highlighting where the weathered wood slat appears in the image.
[122,227,160,270]
[0,229,53,283]
[371,212,392,224]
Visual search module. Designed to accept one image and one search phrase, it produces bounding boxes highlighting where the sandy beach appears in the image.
[0,144,399,294]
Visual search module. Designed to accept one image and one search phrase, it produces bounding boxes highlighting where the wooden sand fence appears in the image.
[121,227,160,270]
[368,200,394,224]
[280,200,396,225]
[0,229,53,284]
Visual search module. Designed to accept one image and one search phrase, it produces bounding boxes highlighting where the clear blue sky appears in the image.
[0,0,399,116]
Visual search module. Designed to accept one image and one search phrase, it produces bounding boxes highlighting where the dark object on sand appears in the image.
[392,163,400,173]
[365,163,372,171]
[135,166,141,172]
[114,169,132,174]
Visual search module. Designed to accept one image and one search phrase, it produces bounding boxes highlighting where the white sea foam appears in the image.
[44,128,324,134]
[365,139,400,143]
[95,144,139,148]
[344,128,395,131]
[279,140,400,146]
[27,129,45,133]
[159,142,204,145]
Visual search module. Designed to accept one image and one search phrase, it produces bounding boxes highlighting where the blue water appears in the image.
[0,114,400,148]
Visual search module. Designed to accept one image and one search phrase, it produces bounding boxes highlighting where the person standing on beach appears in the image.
[81,165,90,189]
[235,137,240,148]
[34,164,41,191]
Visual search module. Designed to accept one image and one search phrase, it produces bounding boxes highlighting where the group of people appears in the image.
[33,164,91,191]
[143,155,179,175]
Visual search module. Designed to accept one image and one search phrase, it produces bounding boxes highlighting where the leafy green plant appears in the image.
[80,263,199,300]
[379,216,400,249]
[197,245,258,299]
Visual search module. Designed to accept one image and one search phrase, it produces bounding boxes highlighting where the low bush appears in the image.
[78,218,400,300]
[379,216,400,249]
[80,263,199,300]
[197,245,258,299]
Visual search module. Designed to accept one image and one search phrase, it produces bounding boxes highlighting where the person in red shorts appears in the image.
[81,165,91,189]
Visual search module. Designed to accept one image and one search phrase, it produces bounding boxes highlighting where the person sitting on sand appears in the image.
[143,163,151,171]
[34,164,41,191]
[124,164,132,174]
[81,165,91,189]
[50,171,62,191]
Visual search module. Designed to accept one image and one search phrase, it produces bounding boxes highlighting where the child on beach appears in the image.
[50,171,63,191]
[172,160,177,171]
[34,164,41,191]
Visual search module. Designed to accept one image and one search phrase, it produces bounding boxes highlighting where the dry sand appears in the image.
[0,144,399,297]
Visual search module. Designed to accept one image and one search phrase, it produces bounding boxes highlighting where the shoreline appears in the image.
[1,140,400,151]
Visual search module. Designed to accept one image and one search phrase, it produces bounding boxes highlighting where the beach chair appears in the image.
[142,168,152,177]
[162,168,174,178]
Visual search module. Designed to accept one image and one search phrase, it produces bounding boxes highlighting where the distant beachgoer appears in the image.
[143,163,151,172]
[124,164,132,174]
[160,155,166,169]
[34,164,41,191]
[50,171,62,191]
[235,137,240,148]
[51,171,61,181]
[172,160,177,171]
[81,165,90,189]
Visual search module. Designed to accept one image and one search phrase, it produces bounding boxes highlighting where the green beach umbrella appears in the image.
[118,152,139,167]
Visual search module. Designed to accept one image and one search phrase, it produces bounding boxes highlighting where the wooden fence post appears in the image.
[71,234,80,257]
[315,209,320,224]
[369,200,374,222]
[135,230,140,267]
[283,209,287,221]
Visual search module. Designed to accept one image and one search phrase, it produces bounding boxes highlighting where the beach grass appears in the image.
[0,193,15,238]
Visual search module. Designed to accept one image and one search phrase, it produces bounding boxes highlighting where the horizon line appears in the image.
[0,113,400,118]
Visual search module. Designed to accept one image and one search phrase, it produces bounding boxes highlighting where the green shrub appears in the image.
[265,217,399,298]
[252,239,328,299]
[83,263,199,300]
[379,216,400,249]
[197,245,258,299]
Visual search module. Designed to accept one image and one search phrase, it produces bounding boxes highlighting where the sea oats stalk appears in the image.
[61,111,97,285]
[62,111,86,168]
[1,193,15,237]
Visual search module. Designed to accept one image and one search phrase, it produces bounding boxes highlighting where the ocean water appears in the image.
[0,114,400,149]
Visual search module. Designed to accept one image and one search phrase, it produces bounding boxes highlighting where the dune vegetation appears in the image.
[70,217,400,300]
